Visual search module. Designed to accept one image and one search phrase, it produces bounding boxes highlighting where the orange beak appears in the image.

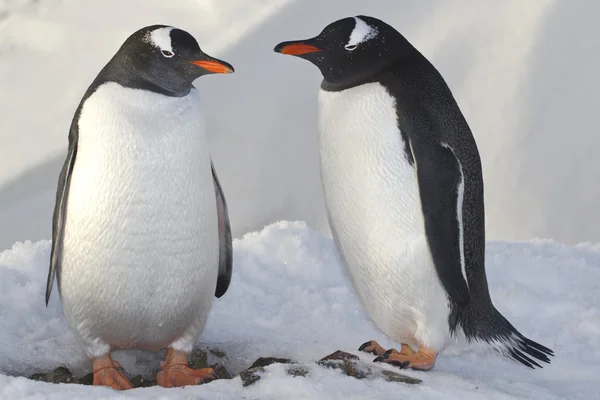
[275,43,322,56]
[190,60,234,74]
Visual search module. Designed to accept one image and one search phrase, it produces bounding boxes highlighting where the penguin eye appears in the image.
[344,44,358,51]
[161,50,174,58]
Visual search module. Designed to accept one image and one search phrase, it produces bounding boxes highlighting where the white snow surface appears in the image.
[1,0,600,250]
[0,220,598,399]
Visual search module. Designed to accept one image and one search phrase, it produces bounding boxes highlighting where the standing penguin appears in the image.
[46,25,234,389]
[274,16,553,371]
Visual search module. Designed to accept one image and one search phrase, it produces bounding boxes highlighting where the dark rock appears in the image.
[380,370,422,385]
[318,358,366,379]
[249,357,294,369]
[319,350,359,362]
[287,365,309,377]
[30,366,79,384]
[209,348,227,358]
[189,348,208,369]
[29,373,46,381]
[238,356,297,387]
[316,350,421,385]
[212,363,232,380]
[239,367,264,387]
[130,375,158,388]
[317,350,366,379]
[79,372,94,386]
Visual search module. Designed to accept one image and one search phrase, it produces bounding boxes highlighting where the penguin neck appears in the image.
[97,63,192,98]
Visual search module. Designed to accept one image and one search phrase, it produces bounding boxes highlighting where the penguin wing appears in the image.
[211,161,233,298]
[412,140,470,306]
[46,131,78,305]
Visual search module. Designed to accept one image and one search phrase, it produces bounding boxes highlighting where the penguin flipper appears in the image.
[412,141,470,306]
[211,161,233,298]
[46,135,78,305]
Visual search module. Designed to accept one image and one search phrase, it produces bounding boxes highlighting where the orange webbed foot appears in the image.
[92,355,133,390]
[156,348,219,388]
[373,344,437,371]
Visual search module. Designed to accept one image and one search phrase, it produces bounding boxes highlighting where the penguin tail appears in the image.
[474,308,554,369]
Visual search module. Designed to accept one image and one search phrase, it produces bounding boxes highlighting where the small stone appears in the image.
[317,351,366,379]
[380,370,422,385]
[240,367,264,387]
[209,349,227,358]
[319,350,359,362]
[52,366,79,384]
[130,375,157,388]
[30,366,79,384]
[318,359,366,379]
[287,365,309,377]
[249,357,294,369]
[189,348,208,369]
[79,372,94,386]
[212,363,232,380]
[29,373,46,382]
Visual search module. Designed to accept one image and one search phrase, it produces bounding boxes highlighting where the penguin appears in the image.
[274,16,554,371]
[45,25,234,390]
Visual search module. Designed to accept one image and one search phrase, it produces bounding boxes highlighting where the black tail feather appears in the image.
[503,333,554,369]
[467,307,554,369]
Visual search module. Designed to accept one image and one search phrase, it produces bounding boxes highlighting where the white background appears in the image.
[1,0,599,249]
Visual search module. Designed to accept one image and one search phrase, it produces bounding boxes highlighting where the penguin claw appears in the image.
[358,341,372,351]
[358,339,387,356]
[386,360,411,369]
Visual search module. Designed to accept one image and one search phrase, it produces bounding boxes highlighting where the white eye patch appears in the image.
[345,17,378,50]
[142,27,175,57]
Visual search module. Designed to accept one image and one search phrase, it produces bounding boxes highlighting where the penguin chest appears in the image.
[317,83,448,344]
[59,83,218,349]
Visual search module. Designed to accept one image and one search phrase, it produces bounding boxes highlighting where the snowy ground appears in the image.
[1,221,598,399]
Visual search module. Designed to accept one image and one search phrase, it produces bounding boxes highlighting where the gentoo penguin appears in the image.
[274,16,554,371]
[45,25,234,389]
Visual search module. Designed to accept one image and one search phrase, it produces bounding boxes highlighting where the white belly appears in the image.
[59,83,219,356]
[317,83,450,351]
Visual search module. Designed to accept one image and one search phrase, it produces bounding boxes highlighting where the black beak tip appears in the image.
[273,42,286,53]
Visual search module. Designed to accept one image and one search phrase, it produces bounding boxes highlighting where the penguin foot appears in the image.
[373,344,437,371]
[358,340,387,356]
[156,348,219,388]
[92,354,133,390]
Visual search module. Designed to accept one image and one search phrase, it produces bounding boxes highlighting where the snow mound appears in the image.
[0,221,597,399]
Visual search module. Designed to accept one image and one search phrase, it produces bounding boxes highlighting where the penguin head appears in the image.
[274,16,416,88]
[103,25,234,96]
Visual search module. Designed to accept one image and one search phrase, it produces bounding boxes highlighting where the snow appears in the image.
[1,0,600,250]
[0,220,598,399]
